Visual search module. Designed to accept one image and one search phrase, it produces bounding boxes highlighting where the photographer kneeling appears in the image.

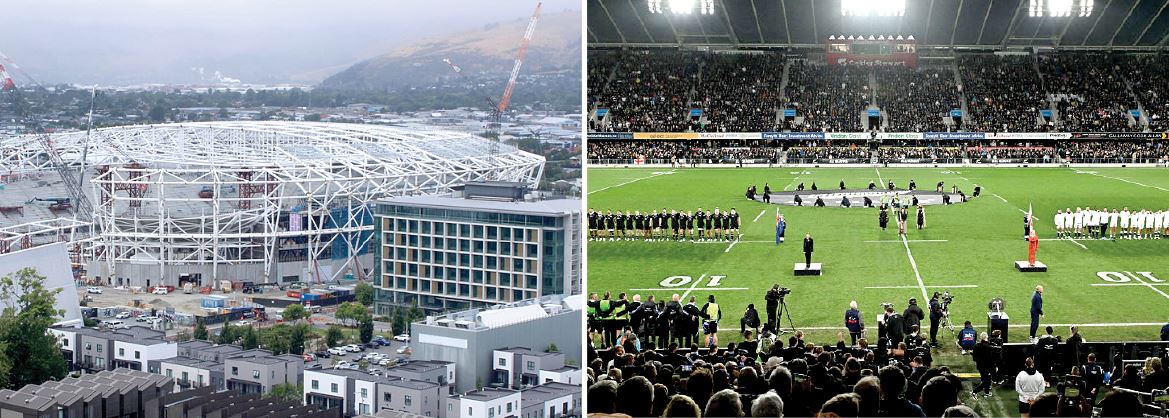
[741,304,760,336]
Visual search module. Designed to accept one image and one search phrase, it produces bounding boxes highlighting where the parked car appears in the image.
[327,347,347,356]
[105,320,128,329]
[114,312,131,319]
[344,344,362,352]
[235,320,250,326]
[152,287,169,295]
[314,351,331,358]
[86,287,103,294]
[372,336,390,346]
[396,345,410,354]
[378,358,398,367]
[332,361,351,370]
[364,342,378,349]
[393,334,410,342]
[145,318,163,325]
[302,353,315,362]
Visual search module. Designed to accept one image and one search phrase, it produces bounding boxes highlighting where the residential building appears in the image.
[372,182,582,314]
[445,388,521,418]
[224,349,304,394]
[304,365,451,418]
[0,368,172,418]
[491,348,567,389]
[160,385,338,418]
[519,383,580,418]
[411,294,581,393]
[50,326,178,373]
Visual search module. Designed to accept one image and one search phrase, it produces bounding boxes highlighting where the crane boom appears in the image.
[497,1,541,113]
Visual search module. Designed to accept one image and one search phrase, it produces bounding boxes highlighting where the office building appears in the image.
[372,182,581,314]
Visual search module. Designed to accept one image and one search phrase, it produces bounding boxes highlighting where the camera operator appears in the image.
[765,284,782,332]
[1056,366,1091,416]
[903,298,925,339]
[928,292,943,347]
[741,303,761,336]
[845,300,865,345]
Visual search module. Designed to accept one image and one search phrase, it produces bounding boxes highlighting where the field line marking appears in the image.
[1125,271,1169,300]
[788,322,1165,331]
[680,273,706,302]
[588,171,670,195]
[631,287,750,292]
[753,210,766,223]
[783,172,805,191]
[1085,172,1169,193]
[865,239,948,243]
[900,235,930,302]
[875,167,884,186]
[1090,283,1169,287]
[1065,238,1088,250]
[865,285,978,289]
[724,234,743,253]
[991,193,1009,203]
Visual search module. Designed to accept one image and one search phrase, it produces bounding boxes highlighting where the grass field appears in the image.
[587,166,1169,347]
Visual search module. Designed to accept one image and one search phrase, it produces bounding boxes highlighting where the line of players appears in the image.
[1054,207,1169,240]
[586,207,742,241]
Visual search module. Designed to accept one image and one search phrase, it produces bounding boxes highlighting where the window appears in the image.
[489,408,495,418]
[384,393,391,402]
[118,348,124,356]
[360,404,369,415]
[62,338,69,346]
[468,407,472,416]
[135,351,140,359]
[312,380,319,390]
[85,343,91,350]
[96,345,102,353]
[198,375,204,386]
[331,383,338,393]
[181,371,188,382]
[527,361,536,371]
[231,367,238,376]
[507,403,513,412]
[361,388,367,398]
[404,395,413,406]
[252,370,260,379]
[498,358,506,367]
[95,358,104,368]
[165,369,172,377]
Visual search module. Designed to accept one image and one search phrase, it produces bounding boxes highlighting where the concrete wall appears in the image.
[0,243,84,327]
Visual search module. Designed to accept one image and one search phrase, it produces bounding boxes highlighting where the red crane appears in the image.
[497,1,542,113]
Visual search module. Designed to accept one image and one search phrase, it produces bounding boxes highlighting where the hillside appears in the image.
[321,10,581,91]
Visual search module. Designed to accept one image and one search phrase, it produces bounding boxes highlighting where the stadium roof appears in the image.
[588,0,1169,49]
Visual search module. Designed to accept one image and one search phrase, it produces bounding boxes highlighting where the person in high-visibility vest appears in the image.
[611,292,630,347]
[700,294,721,340]
[586,293,600,342]
[597,291,615,348]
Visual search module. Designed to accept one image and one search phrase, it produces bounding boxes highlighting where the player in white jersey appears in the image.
[1119,208,1131,239]
[1054,210,1065,238]
[1098,207,1110,239]
[1087,207,1099,238]
[1073,207,1084,238]
[1134,210,1145,239]
[1144,210,1156,239]
[1154,210,1164,239]
[1109,208,1120,239]
[1162,209,1169,237]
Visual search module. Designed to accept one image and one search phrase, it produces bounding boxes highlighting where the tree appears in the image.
[0,268,68,389]
[218,323,236,345]
[355,282,374,306]
[335,302,368,327]
[241,326,259,350]
[289,324,310,355]
[545,343,559,353]
[359,316,374,344]
[325,325,344,348]
[174,329,192,342]
[193,321,209,341]
[303,113,321,122]
[267,383,302,402]
[282,304,308,322]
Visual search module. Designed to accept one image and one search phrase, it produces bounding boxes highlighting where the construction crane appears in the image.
[443,1,542,160]
[1,52,95,222]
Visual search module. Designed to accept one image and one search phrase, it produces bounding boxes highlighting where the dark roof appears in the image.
[520,382,580,404]
[588,0,1169,48]
[455,388,519,401]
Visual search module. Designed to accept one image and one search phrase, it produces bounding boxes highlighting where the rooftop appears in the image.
[497,347,558,357]
[454,387,519,402]
[378,193,579,217]
[160,356,222,370]
[416,294,581,331]
[520,382,579,404]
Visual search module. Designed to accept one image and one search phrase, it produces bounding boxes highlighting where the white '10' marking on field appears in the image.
[628,274,750,300]
[1094,271,1169,300]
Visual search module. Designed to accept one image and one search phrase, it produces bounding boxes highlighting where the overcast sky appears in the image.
[0,0,581,85]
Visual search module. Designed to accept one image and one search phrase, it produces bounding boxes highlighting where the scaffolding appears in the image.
[0,121,545,284]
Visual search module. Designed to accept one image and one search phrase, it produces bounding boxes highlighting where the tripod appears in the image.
[775,298,797,335]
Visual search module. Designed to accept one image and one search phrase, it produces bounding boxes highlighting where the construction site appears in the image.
[0,121,545,289]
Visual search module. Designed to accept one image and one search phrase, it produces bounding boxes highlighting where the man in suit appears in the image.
[803,233,814,268]
[1030,285,1044,343]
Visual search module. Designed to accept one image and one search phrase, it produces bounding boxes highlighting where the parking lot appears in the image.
[303,336,412,370]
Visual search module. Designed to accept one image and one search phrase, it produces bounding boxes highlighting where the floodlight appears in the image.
[841,0,906,17]
[669,0,695,14]
[648,0,663,14]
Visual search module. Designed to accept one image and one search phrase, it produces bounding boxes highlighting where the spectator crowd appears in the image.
[874,66,960,133]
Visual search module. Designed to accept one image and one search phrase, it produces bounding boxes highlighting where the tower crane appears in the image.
[443,1,542,161]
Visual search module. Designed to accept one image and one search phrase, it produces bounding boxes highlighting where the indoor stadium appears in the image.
[585,0,1169,416]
